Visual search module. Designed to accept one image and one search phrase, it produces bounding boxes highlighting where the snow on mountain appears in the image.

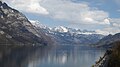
[30,20,105,45]
[30,20,47,29]
[52,26,68,33]
[30,20,103,35]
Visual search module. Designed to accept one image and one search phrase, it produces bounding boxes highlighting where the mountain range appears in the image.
[30,20,105,45]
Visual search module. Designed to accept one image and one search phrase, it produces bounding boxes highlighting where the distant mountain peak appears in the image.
[53,26,68,33]
[30,20,102,35]
[30,20,105,45]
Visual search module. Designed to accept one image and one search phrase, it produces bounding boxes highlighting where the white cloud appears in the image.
[110,18,120,27]
[103,19,110,25]
[95,29,110,35]
[112,23,120,27]
[95,18,120,35]
[4,0,49,14]
[41,0,109,25]
[96,27,120,35]
[84,17,94,22]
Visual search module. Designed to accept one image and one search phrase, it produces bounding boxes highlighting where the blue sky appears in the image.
[3,0,120,34]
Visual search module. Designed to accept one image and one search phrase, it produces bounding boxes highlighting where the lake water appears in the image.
[0,45,105,67]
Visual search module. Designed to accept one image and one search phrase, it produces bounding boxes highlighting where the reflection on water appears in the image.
[0,45,105,67]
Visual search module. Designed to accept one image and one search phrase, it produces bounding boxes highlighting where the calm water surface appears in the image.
[0,45,105,67]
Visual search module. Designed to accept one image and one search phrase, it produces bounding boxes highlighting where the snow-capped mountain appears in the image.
[30,20,98,35]
[52,26,97,35]
[52,26,68,33]
[30,20,105,45]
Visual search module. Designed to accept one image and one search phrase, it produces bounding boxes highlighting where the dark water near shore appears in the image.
[0,45,105,67]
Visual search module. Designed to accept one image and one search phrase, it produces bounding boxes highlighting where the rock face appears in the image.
[0,1,53,45]
[107,41,120,67]
[30,20,104,45]
[96,33,120,47]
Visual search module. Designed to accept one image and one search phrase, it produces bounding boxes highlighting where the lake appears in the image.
[0,45,105,67]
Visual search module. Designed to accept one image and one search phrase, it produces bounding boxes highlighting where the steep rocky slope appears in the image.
[0,1,53,45]
[107,41,120,67]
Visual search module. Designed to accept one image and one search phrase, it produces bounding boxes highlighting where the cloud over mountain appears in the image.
[3,0,109,25]
[3,0,120,35]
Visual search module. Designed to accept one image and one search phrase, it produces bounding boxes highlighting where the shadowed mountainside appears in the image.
[0,1,53,45]
[107,41,120,67]
[95,33,120,48]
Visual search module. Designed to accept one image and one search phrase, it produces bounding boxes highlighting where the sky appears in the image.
[2,0,120,35]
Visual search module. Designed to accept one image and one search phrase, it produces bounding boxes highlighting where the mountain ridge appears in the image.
[0,1,53,45]
[95,33,120,48]
[30,20,105,45]
[30,20,102,35]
